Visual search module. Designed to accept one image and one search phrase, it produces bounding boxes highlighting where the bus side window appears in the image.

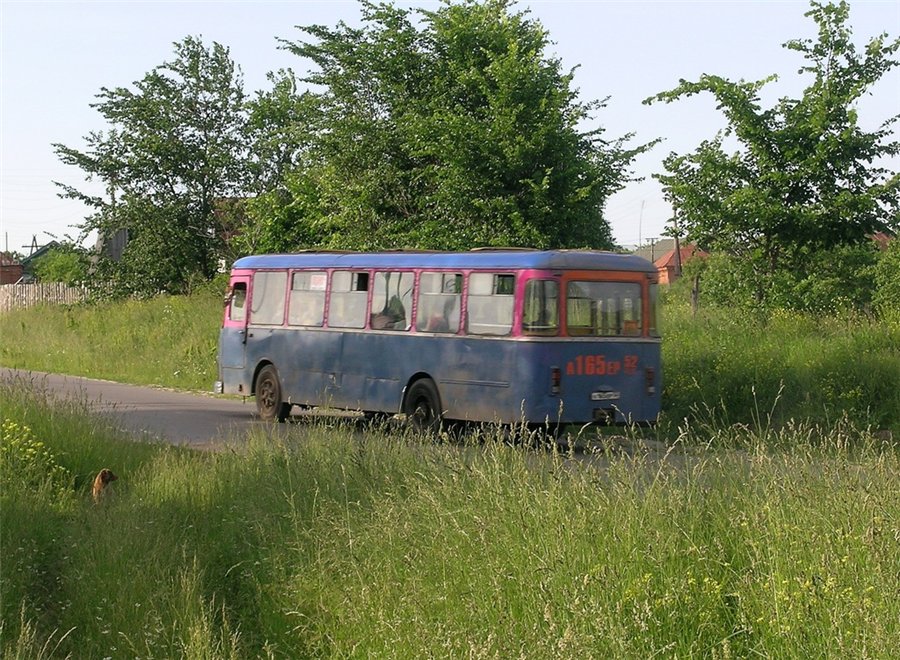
[371,271,413,330]
[251,271,287,325]
[417,272,462,333]
[522,279,558,335]
[228,283,247,322]
[288,271,327,326]
[467,273,514,335]
[329,271,369,328]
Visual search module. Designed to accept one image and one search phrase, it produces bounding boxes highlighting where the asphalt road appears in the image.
[2,369,260,448]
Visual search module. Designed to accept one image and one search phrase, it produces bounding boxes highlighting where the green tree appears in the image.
[247,0,648,252]
[30,243,90,286]
[646,1,899,307]
[54,37,248,295]
[232,70,320,255]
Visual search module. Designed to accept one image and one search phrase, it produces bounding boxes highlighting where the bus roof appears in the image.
[232,249,656,273]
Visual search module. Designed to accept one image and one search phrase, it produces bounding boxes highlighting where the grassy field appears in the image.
[2,375,898,658]
[2,290,899,656]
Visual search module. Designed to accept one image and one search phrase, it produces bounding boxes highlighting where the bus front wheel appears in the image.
[404,379,442,433]
[255,365,291,422]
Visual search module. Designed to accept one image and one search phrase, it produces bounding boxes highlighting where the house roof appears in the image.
[653,245,708,268]
[21,240,61,265]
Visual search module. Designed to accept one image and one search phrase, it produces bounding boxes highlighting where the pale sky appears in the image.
[1,0,898,256]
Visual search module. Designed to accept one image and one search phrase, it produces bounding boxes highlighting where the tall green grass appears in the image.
[2,377,898,657]
[661,303,900,435]
[0,292,221,391]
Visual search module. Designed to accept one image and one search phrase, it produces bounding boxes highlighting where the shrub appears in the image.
[0,418,71,497]
[873,238,900,317]
[30,244,90,286]
[696,245,878,314]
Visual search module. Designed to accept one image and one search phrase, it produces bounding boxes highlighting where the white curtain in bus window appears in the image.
[328,271,369,328]
[522,279,559,335]
[566,281,642,336]
[288,271,327,326]
[416,272,462,333]
[371,271,413,330]
[251,271,287,325]
[467,273,514,335]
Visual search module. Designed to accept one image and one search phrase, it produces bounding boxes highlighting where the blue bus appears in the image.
[215,250,661,430]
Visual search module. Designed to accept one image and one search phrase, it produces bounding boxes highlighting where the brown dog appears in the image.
[91,469,118,504]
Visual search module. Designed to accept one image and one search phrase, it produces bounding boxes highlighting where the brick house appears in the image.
[0,253,24,284]
[653,244,708,284]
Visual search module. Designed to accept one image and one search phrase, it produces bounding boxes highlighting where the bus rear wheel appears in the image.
[404,379,442,433]
[255,365,291,422]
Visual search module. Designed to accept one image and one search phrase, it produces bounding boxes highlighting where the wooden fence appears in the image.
[0,283,87,314]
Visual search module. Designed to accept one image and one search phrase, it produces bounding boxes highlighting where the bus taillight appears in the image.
[551,367,561,395]
[645,367,656,395]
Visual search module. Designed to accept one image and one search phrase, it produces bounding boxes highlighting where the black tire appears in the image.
[255,364,291,422]
[403,379,442,433]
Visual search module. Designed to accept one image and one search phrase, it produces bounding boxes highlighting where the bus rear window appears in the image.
[523,279,559,335]
[566,281,642,337]
[467,273,514,335]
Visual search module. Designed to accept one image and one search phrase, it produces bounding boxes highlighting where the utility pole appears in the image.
[23,235,40,256]
[647,237,659,262]
[638,200,645,248]
[672,213,683,278]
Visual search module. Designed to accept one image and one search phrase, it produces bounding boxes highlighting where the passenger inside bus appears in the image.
[371,295,407,330]
[416,296,459,332]
[425,311,450,332]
